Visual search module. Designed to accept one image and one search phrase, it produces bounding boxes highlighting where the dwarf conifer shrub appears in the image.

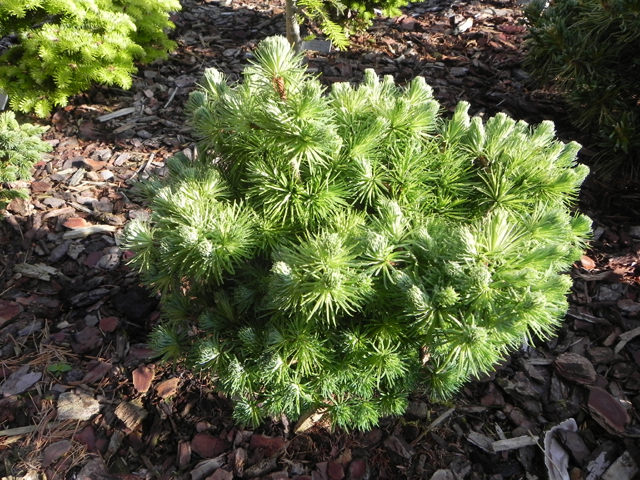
[0,0,181,117]
[0,111,52,210]
[524,0,640,176]
[125,36,591,430]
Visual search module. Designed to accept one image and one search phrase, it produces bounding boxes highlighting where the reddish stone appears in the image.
[99,316,118,332]
[71,326,103,354]
[74,425,96,451]
[328,461,345,480]
[178,441,191,468]
[204,469,233,480]
[83,158,107,171]
[250,434,288,457]
[84,251,103,267]
[348,459,368,480]
[191,433,230,458]
[132,364,155,393]
[81,361,111,384]
[31,181,52,193]
[0,300,23,328]
[42,440,71,467]
[63,217,88,229]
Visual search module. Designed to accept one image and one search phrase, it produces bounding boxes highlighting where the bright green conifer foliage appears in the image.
[0,0,181,117]
[0,111,52,210]
[125,36,591,430]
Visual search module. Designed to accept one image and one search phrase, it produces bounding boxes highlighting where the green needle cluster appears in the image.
[125,36,590,430]
[0,111,52,211]
[0,0,180,117]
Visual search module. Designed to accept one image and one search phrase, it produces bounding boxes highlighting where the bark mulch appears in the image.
[1,0,639,479]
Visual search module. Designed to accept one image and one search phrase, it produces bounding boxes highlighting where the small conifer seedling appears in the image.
[125,36,591,430]
[0,111,51,211]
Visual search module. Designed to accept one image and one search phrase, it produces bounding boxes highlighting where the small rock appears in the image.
[100,170,114,181]
[71,326,103,354]
[430,470,455,480]
[384,435,416,459]
[84,251,103,267]
[328,461,345,480]
[67,243,85,260]
[406,400,429,419]
[250,434,287,457]
[348,458,368,480]
[84,315,99,327]
[42,440,71,467]
[81,361,111,384]
[179,441,192,468]
[96,253,120,270]
[82,158,106,171]
[43,197,66,209]
[57,391,100,420]
[31,181,52,193]
[76,458,108,480]
[73,425,96,451]
[629,226,640,238]
[587,347,618,365]
[597,284,626,302]
[136,130,153,139]
[48,240,72,263]
[617,299,640,314]
[555,352,596,385]
[0,299,23,328]
[99,316,118,332]
[450,67,468,77]
[205,469,233,480]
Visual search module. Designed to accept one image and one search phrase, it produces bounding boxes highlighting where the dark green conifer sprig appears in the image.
[0,111,52,211]
[523,0,640,176]
[0,0,180,117]
[125,36,590,430]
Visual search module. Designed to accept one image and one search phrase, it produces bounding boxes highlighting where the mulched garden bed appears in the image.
[1,0,639,479]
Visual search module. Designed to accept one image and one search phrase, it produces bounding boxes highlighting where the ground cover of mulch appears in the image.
[1,0,639,479]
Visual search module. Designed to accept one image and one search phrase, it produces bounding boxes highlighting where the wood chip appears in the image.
[13,263,59,281]
[156,377,180,398]
[467,431,495,453]
[614,325,640,354]
[492,435,538,452]
[62,225,118,239]
[115,401,148,430]
[97,107,137,122]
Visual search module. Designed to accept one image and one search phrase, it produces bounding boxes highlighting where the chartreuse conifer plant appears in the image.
[0,0,180,117]
[0,111,52,211]
[125,36,591,430]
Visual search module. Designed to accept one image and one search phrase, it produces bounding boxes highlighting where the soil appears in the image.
[1,0,639,479]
